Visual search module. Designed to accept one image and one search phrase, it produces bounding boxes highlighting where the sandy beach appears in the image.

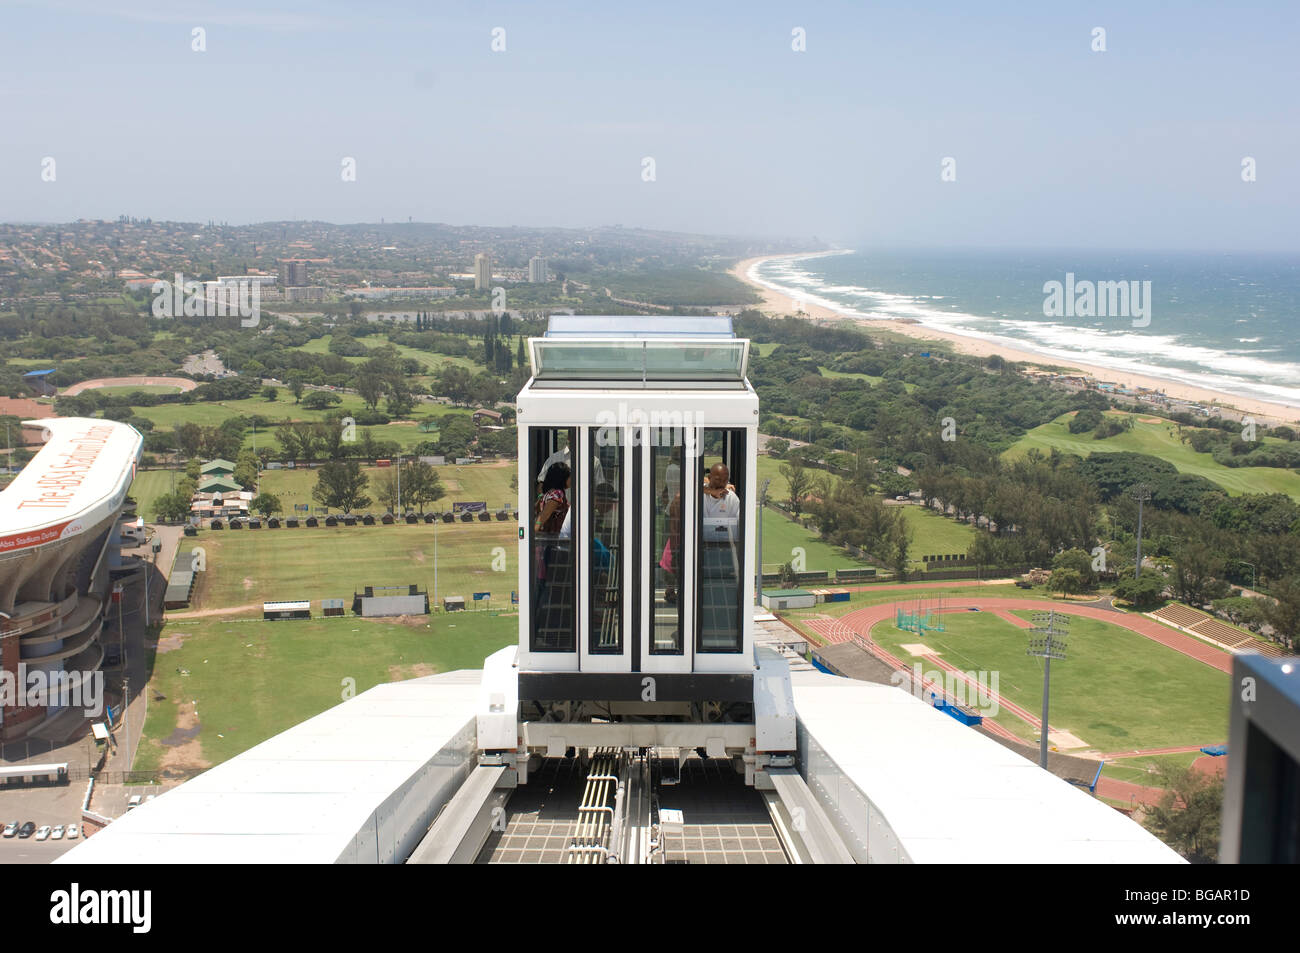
[731,254,1300,426]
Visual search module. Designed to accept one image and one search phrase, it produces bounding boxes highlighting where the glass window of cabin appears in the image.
[529,427,577,652]
[697,429,745,653]
[589,425,623,655]
[650,428,684,654]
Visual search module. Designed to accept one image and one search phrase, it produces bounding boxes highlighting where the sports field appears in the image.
[128,458,517,522]
[183,520,519,613]
[134,610,516,773]
[866,607,1229,751]
[1005,411,1300,499]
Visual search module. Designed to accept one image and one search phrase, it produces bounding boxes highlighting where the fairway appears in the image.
[1006,411,1300,500]
[134,611,517,772]
[868,607,1228,751]
[185,521,519,612]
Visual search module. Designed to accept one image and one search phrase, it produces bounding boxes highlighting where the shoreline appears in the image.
[731,253,1300,426]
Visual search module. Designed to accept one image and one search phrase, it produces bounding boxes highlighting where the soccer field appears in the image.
[185,520,520,612]
[869,608,1229,751]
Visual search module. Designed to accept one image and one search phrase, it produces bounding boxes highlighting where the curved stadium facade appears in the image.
[0,417,143,742]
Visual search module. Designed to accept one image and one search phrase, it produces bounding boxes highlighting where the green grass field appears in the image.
[1006,411,1300,499]
[758,508,874,573]
[900,505,976,562]
[1100,750,1206,787]
[187,520,519,612]
[92,383,186,395]
[133,611,516,772]
[868,608,1229,750]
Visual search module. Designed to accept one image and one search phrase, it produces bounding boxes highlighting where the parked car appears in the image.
[17,822,34,838]
[127,795,142,810]
[66,824,79,840]
[2,822,17,838]
[34,825,51,841]
[50,825,64,840]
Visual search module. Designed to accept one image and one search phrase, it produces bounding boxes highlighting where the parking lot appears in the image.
[0,782,86,863]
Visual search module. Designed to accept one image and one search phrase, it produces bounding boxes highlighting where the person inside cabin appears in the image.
[702,463,740,522]
[538,436,602,504]
[533,461,573,647]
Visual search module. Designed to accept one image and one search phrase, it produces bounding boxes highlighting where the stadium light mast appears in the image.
[1028,610,1069,770]
[1130,483,1152,579]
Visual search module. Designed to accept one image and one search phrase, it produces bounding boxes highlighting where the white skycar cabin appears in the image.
[476,315,793,783]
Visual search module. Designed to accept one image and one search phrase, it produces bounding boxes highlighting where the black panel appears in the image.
[519,672,752,703]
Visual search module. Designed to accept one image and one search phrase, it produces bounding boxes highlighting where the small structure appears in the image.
[443,596,465,612]
[263,601,311,621]
[322,598,345,618]
[760,589,815,611]
[164,569,196,609]
[472,408,503,427]
[199,475,242,494]
[21,369,57,397]
[353,584,429,617]
[201,459,237,478]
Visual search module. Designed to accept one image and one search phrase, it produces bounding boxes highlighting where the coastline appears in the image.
[731,254,1300,426]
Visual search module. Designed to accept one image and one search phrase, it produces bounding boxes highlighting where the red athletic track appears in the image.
[799,596,1233,752]
[814,599,1233,674]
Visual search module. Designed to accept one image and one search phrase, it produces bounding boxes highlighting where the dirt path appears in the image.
[166,602,263,619]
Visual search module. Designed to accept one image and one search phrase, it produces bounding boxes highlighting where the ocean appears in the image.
[749,249,1300,410]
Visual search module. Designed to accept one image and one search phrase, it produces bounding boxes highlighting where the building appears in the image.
[473,253,492,291]
[201,459,236,479]
[279,260,309,287]
[21,369,57,397]
[528,256,548,283]
[345,287,456,300]
[285,286,327,303]
[0,417,143,742]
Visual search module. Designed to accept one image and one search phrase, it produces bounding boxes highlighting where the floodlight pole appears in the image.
[1028,610,1069,770]
[1131,483,1152,579]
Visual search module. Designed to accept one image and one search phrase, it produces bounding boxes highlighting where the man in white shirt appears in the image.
[538,440,604,504]
[702,463,740,520]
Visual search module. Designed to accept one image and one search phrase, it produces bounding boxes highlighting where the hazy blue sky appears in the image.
[2,0,1297,250]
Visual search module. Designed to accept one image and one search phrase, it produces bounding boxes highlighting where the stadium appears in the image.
[0,417,143,743]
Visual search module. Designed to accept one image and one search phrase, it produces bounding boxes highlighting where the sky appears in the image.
[1,0,1297,250]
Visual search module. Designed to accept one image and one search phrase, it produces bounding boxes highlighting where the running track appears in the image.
[806,598,1232,674]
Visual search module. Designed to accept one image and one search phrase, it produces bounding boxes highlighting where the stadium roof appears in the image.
[0,417,142,557]
[20,369,56,377]
[57,672,481,864]
[790,672,1185,863]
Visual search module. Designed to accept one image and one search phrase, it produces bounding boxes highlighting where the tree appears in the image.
[781,458,812,517]
[765,437,790,458]
[1142,761,1224,863]
[1113,574,1166,609]
[301,390,341,411]
[175,422,203,459]
[1048,568,1085,597]
[251,492,282,518]
[312,460,371,512]
[1263,575,1300,650]
[355,365,386,411]
[1052,548,1098,589]
[375,468,401,513]
[261,385,279,401]
[154,489,192,522]
[233,449,259,489]
[276,423,301,463]
[185,457,201,481]
[287,372,306,403]
[1171,541,1230,607]
[401,460,445,513]
[1069,408,1104,434]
